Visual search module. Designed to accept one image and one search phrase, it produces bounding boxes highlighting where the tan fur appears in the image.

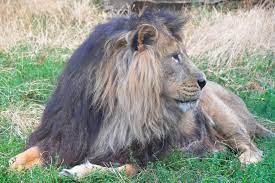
[178,111,197,136]
[199,81,272,164]
[9,146,42,171]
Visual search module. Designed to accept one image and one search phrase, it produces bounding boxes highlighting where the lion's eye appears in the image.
[172,54,180,63]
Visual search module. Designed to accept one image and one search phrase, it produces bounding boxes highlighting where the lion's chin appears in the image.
[176,100,198,112]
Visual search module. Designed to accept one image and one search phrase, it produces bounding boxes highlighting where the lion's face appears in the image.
[127,24,206,112]
[96,22,206,122]
[161,50,206,112]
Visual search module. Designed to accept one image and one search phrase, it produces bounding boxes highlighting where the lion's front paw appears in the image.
[59,161,101,179]
[59,162,137,179]
[9,146,42,171]
[9,156,24,171]
[239,149,263,165]
[59,168,77,177]
[9,155,42,171]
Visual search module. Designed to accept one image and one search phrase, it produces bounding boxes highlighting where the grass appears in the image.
[0,0,274,182]
[0,46,274,183]
[0,0,107,50]
[185,7,274,66]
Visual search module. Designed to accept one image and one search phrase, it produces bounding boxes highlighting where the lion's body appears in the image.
[10,10,273,176]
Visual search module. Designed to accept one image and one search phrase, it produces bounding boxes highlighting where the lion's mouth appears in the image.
[175,99,198,112]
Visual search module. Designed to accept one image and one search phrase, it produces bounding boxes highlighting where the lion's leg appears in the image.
[225,132,263,164]
[211,114,263,164]
[59,161,137,179]
[9,146,43,171]
[200,90,263,164]
[206,107,262,164]
[255,123,275,139]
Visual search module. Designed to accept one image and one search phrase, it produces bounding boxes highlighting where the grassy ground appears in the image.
[0,46,274,183]
[0,1,274,182]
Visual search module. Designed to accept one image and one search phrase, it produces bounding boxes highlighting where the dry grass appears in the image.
[0,0,108,50]
[184,6,274,66]
[0,0,274,134]
[0,104,44,138]
[1,1,273,66]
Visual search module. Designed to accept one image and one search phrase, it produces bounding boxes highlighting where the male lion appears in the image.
[10,10,274,178]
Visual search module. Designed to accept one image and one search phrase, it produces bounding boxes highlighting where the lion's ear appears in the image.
[129,24,158,52]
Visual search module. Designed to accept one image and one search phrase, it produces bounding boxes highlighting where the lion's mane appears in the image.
[28,11,212,166]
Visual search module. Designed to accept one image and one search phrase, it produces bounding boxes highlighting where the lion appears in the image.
[9,10,274,178]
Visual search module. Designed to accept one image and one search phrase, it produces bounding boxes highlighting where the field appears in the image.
[0,1,274,182]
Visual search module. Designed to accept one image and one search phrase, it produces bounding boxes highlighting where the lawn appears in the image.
[0,1,274,182]
[0,45,274,183]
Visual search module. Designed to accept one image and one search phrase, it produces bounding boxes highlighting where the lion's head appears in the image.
[91,11,206,157]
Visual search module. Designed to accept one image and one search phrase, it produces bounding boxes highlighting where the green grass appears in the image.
[0,47,274,182]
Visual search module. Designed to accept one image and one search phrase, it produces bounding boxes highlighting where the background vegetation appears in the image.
[0,0,274,182]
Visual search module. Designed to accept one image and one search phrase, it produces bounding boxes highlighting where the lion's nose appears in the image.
[197,79,206,90]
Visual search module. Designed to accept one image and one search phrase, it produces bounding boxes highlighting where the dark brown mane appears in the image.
[27,10,210,166]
